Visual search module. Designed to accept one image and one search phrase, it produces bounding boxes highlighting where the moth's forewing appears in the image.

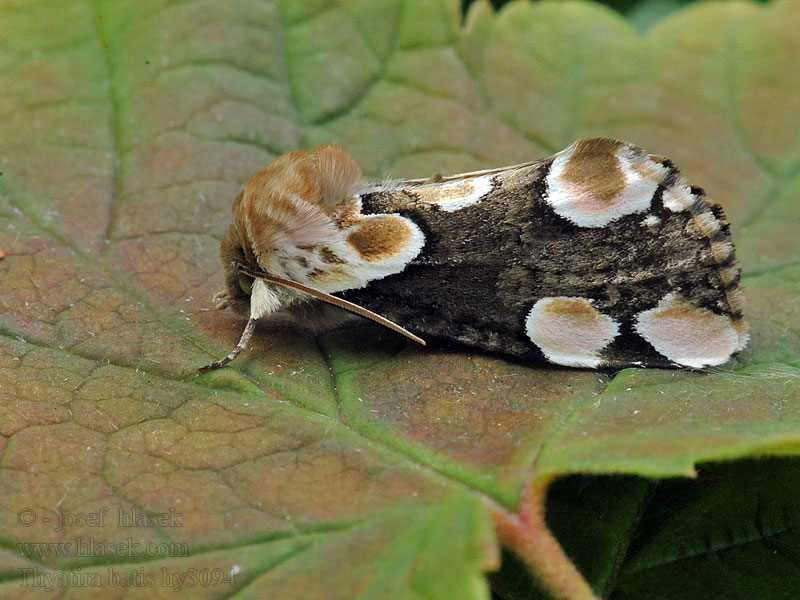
[342,139,746,369]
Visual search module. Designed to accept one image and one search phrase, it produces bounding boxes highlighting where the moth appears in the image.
[200,138,747,372]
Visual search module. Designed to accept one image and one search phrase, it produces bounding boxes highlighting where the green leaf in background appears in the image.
[1,0,798,598]
[494,457,800,599]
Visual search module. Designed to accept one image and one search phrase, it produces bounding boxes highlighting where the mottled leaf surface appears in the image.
[1,0,798,598]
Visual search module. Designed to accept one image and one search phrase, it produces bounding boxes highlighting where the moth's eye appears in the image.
[237,273,254,295]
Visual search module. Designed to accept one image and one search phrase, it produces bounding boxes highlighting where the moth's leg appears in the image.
[212,290,230,310]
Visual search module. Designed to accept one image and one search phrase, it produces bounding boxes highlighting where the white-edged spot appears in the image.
[266,214,426,295]
[642,214,661,227]
[691,210,721,237]
[718,265,740,287]
[411,175,494,212]
[710,240,734,263]
[545,139,664,228]
[634,293,740,368]
[662,184,694,212]
[525,297,619,368]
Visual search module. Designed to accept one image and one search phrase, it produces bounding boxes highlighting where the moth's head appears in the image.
[219,220,257,315]
[218,145,367,318]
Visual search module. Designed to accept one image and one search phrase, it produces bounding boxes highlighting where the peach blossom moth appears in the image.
[200,138,747,372]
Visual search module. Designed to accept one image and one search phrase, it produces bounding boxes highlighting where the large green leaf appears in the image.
[1,0,798,598]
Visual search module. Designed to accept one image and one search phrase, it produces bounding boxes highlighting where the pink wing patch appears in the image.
[546,139,666,228]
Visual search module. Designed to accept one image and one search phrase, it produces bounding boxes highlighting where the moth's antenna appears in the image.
[198,266,426,373]
[238,264,426,346]
[198,317,257,372]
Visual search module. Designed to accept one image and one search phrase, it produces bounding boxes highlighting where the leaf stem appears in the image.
[488,475,598,600]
